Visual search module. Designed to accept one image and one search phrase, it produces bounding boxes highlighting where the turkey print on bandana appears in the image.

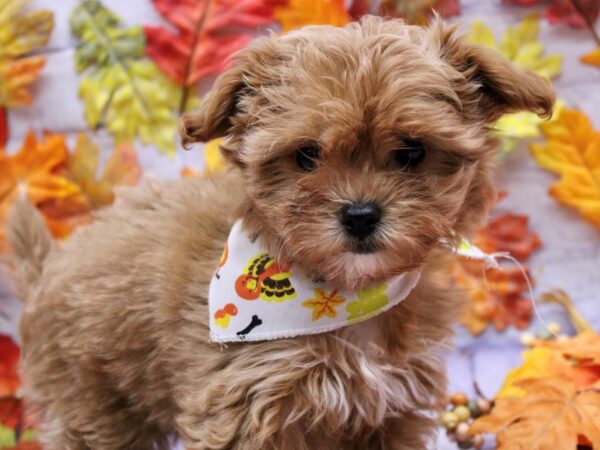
[235,254,296,301]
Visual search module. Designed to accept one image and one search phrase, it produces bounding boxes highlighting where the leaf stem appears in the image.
[569,0,600,45]
[179,0,213,114]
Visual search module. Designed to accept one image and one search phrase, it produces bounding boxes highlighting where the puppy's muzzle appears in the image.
[341,202,382,241]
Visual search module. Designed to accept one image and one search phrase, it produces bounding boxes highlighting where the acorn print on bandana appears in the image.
[235,253,296,302]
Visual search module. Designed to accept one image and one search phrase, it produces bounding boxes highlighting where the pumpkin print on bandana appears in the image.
[235,253,296,302]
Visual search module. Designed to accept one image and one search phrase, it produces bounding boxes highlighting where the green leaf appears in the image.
[70,0,180,155]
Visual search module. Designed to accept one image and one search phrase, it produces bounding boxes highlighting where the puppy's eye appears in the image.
[296,145,320,171]
[394,140,426,168]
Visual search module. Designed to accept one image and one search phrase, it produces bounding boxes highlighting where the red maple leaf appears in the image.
[473,214,542,261]
[0,335,19,398]
[546,0,600,28]
[144,0,283,90]
[502,0,599,28]
[0,335,22,429]
[0,108,7,148]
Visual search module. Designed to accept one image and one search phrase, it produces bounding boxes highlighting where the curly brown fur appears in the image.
[9,16,553,450]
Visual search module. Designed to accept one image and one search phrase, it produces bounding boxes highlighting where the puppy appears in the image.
[7,16,553,450]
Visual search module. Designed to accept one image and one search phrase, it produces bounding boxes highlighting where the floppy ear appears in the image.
[180,37,278,162]
[428,19,555,123]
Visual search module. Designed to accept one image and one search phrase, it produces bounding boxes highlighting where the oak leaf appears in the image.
[470,377,600,450]
[530,108,600,230]
[145,0,282,112]
[70,0,180,155]
[274,0,350,32]
[378,0,460,24]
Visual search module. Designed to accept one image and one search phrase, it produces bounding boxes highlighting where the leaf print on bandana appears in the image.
[235,253,296,302]
[346,284,389,323]
[302,289,345,321]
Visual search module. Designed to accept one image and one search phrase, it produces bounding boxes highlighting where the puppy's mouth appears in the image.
[346,238,381,255]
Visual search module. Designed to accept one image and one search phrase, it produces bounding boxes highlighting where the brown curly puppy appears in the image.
[7,16,553,450]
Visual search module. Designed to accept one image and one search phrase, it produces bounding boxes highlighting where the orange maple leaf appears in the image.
[530,108,600,230]
[274,0,350,32]
[470,377,600,450]
[0,132,82,249]
[38,134,142,238]
[302,288,345,321]
[538,332,600,366]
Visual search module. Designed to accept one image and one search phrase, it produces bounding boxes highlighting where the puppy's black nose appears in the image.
[341,202,382,240]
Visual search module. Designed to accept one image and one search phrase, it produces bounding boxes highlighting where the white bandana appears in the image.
[208,221,494,343]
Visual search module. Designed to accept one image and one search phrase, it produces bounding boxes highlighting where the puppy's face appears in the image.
[182,17,554,290]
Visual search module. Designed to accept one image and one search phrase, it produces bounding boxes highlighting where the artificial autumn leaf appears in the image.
[145,0,282,112]
[530,108,600,230]
[470,377,600,450]
[70,0,180,155]
[5,443,41,450]
[0,335,19,398]
[379,0,460,24]
[0,335,21,430]
[502,0,600,29]
[274,0,350,32]
[67,134,141,207]
[546,0,600,29]
[581,46,600,69]
[204,138,225,173]
[0,0,53,107]
[0,132,82,250]
[0,108,6,148]
[496,345,600,398]
[539,332,600,366]
[473,214,542,260]
[302,289,346,321]
[455,259,534,335]
[453,210,541,335]
[468,15,562,153]
[36,134,142,240]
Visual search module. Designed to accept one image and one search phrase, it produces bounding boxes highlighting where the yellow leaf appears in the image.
[470,377,600,450]
[468,16,562,154]
[530,108,600,230]
[70,1,179,155]
[0,0,53,107]
[469,15,562,81]
[581,46,600,69]
[204,138,224,173]
[67,133,141,207]
[497,347,560,399]
[274,0,350,33]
